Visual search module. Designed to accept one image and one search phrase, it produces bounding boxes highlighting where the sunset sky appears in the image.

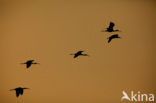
[0,0,156,103]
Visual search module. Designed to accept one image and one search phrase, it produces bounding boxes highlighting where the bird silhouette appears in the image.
[21,60,39,68]
[102,22,120,32]
[70,51,89,58]
[107,34,121,43]
[10,87,29,97]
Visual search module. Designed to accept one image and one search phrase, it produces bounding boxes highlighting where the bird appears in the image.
[10,87,29,97]
[102,22,120,32]
[70,51,89,58]
[21,60,39,68]
[107,34,121,43]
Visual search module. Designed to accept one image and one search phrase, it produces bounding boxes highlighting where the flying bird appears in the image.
[70,51,89,58]
[102,22,120,32]
[10,87,29,97]
[107,34,121,43]
[21,60,39,68]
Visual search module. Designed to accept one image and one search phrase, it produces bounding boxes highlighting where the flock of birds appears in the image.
[102,22,121,43]
[10,21,121,97]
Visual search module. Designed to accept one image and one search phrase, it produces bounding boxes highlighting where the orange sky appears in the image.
[0,0,156,103]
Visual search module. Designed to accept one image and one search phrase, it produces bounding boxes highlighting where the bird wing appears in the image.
[113,34,118,37]
[108,37,112,43]
[33,62,39,64]
[27,60,34,62]
[16,90,20,97]
[9,89,15,91]
[70,53,74,55]
[23,88,29,89]
[20,63,26,64]
[77,51,84,54]
[74,54,79,58]
[26,63,31,68]
[20,89,23,95]
[83,54,89,56]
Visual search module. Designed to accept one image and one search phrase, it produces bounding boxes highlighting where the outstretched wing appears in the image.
[74,54,79,58]
[9,89,15,91]
[77,51,84,54]
[112,34,119,37]
[82,54,89,56]
[23,88,29,89]
[16,90,20,97]
[108,37,112,43]
[33,62,39,64]
[26,63,31,68]
[20,89,24,95]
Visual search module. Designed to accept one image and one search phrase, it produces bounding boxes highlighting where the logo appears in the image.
[121,91,154,102]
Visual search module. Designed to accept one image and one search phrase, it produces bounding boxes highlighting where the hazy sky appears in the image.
[0,0,156,103]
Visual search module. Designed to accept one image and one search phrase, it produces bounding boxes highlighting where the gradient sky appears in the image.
[0,0,156,103]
